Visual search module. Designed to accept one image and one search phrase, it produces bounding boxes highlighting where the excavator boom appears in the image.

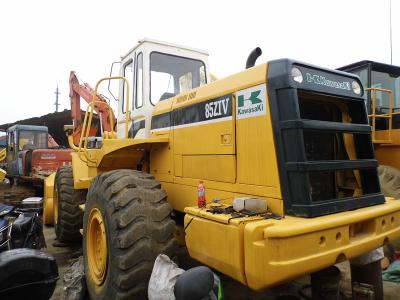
[69,71,115,145]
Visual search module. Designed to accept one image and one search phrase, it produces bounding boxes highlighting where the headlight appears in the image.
[352,81,361,95]
[291,67,303,83]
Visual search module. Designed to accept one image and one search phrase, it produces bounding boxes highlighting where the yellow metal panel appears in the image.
[263,198,400,238]
[183,199,400,291]
[72,152,93,189]
[163,182,196,212]
[184,214,247,284]
[43,172,55,225]
[236,102,280,189]
[182,155,236,183]
[174,155,182,177]
[164,62,282,213]
[150,142,173,183]
[243,198,400,290]
[0,168,6,182]
[173,120,235,155]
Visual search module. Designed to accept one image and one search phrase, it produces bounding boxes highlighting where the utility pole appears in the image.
[54,84,60,112]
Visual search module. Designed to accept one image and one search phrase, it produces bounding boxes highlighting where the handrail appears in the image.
[78,76,130,163]
[367,87,393,143]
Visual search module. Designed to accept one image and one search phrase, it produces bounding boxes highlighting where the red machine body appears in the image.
[20,148,72,180]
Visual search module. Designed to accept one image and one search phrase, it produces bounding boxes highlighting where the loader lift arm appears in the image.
[69,71,116,146]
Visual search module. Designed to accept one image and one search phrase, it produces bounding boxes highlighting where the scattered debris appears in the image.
[63,256,87,300]
[383,261,400,283]
[148,254,185,300]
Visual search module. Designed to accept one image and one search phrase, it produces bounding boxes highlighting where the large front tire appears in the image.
[54,166,86,243]
[83,170,177,300]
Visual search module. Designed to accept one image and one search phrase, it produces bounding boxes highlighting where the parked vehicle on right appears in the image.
[339,61,400,196]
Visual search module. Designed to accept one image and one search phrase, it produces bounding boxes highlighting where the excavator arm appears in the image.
[69,71,116,146]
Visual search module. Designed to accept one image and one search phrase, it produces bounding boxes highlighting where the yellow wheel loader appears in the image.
[45,39,400,299]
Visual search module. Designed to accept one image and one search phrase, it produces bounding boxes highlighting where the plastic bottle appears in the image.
[198,181,206,208]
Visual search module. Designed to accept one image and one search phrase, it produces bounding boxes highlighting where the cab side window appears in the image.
[7,132,16,160]
[136,53,144,108]
[122,60,134,113]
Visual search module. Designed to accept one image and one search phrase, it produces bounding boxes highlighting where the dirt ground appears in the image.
[43,225,400,300]
[44,226,82,300]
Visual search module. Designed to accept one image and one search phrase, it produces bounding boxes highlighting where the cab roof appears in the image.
[7,124,48,133]
[338,60,400,76]
[121,38,209,60]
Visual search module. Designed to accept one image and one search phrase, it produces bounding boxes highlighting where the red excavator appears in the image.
[68,71,115,146]
[42,71,115,226]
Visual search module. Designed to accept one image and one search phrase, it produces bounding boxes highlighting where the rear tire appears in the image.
[54,166,86,243]
[83,169,177,300]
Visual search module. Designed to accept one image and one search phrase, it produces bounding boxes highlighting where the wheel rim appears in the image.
[87,207,108,286]
[54,184,59,225]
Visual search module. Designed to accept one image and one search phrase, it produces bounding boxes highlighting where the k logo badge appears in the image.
[236,84,266,119]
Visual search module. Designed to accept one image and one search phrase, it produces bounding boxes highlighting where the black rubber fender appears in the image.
[0,248,59,300]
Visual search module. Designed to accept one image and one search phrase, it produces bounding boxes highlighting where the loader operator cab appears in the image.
[116,39,210,138]
[6,125,48,176]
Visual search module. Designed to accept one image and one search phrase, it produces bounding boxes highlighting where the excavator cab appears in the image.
[6,125,48,177]
[116,38,210,138]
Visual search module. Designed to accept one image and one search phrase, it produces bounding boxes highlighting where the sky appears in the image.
[0,0,398,126]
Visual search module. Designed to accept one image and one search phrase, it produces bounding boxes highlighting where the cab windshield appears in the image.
[18,130,47,150]
[351,67,400,115]
[150,52,206,105]
[370,70,400,114]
